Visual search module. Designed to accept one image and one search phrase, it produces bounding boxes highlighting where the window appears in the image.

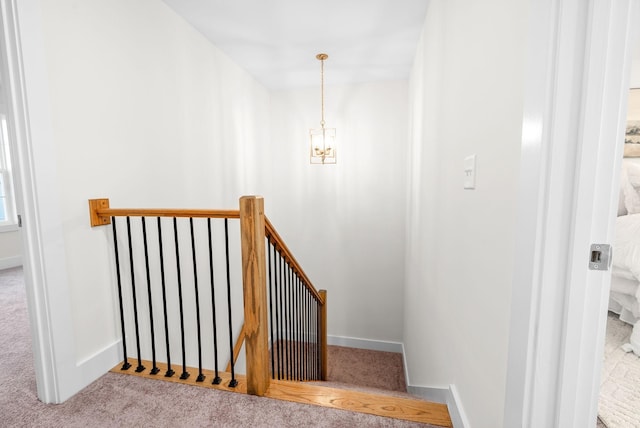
[0,113,16,228]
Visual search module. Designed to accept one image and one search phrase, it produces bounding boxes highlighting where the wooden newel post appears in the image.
[239,196,270,396]
[319,289,327,381]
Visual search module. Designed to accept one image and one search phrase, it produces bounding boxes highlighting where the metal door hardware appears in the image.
[588,244,611,271]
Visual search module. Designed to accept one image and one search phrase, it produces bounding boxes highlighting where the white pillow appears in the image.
[619,184,628,216]
[622,162,640,214]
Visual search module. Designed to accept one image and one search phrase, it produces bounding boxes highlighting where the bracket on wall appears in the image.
[88,198,111,227]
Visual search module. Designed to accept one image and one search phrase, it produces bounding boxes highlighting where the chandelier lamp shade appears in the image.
[310,53,336,164]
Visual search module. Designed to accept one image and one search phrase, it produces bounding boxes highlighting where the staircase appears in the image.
[89,196,453,427]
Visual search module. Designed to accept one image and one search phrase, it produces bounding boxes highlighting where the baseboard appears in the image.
[0,255,22,270]
[401,344,470,428]
[75,339,122,386]
[327,335,403,353]
[403,383,469,428]
[406,384,449,404]
[446,384,470,428]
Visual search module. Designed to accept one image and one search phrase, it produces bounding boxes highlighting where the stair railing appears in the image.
[263,208,327,383]
[88,196,326,397]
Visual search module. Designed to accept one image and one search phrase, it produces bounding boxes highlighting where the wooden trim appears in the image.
[98,207,239,219]
[113,359,248,394]
[88,198,240,227]
[239,196,270,396]
[265,218,323,303]
[226,323,247,372]
[267,379,452,427]
[88,198,111,227]
[319,290,327,381]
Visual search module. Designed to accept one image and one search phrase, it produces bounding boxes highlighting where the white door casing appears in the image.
[0,0,78,403]
[505,0,637,427]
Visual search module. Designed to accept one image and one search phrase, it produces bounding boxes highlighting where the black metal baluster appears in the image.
[302,283,306,381]
[157,217,174,378]
[284,257,290,379]
[294,273,299,380]
[141,217,159,375]
[292,271,297,380]
[208,218,222,385]
[173,217,190,380]
[316,301,322,379]
[288,265,293,380]
[305,286,310,381]
[126,217,145,373]
[297,276,302,380]
[224,219,238,387]
[313,295,318,380]
[276,247,283,380]
[190,218,205,382]
[300,278,304,380]
[304,286,308,381]
[278,252,285,380]
[112,218,132,371]
[267,237,275,379]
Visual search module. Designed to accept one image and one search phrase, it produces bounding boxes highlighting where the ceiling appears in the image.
[161,0,431,90]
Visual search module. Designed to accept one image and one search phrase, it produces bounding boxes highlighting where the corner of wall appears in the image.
[447,384,471,428]
[401,344,470,428]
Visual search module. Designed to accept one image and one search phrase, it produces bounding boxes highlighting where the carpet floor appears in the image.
[0,267,437,427]
[599,312,640,428]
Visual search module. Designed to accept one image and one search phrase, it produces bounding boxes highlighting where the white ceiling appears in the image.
[161,0,431,90]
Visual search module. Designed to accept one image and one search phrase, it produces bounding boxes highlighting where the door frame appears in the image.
[0,0,79,403]
[505,0,637,426]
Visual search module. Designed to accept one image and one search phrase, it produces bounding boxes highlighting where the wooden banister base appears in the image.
[88,198,111,227]
[111,359,452,427]
[239,196,270,396]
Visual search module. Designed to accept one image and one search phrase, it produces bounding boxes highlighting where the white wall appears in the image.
[37,0,270,366]
[265,81,408,343]
[404,1,526,426]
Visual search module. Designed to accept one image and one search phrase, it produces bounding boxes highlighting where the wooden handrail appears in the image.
[88,198,239,227]
[264,218,324,304]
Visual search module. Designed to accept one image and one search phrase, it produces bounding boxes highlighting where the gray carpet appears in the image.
[0,267,437,427]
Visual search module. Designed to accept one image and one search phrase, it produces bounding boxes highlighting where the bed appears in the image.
[611,158,640,356]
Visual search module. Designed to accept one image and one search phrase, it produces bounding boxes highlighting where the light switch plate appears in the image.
[464,155,476,189]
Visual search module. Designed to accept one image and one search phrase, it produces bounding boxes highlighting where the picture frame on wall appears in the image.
[625,88,640,157]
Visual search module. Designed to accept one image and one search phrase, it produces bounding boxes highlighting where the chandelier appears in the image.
[309,53,336,164]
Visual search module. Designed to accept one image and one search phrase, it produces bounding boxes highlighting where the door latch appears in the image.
[589,244,611,271]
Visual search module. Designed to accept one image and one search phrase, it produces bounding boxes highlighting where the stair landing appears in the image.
[112,358,452,427]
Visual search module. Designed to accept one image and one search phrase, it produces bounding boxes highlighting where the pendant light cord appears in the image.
[316,53,328,128]
[320,57,325,128]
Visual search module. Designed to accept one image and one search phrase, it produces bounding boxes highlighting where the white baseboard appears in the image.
[401,344,469,428]
[406,384,449,403]
[327,335,403,353]
[0,255,22,270]
[404,383,469,428]
[446,384,470,428]
[75,339,122,386]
